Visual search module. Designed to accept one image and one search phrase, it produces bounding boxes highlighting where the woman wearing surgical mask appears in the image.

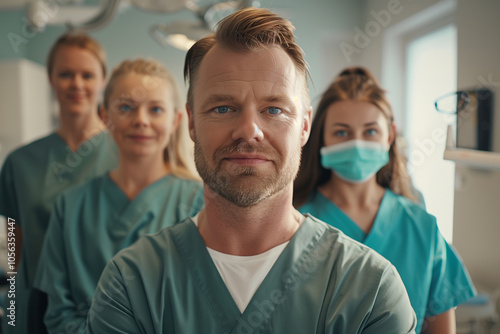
[294,67,476,334]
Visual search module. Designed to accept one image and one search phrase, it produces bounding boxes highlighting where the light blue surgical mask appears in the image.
[320,140,389,183]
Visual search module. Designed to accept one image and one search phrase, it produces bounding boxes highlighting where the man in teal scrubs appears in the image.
[86,8,417,333]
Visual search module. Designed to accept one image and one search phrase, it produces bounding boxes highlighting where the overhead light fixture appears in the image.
[25,0,194,32]
[26,0,259,50]
[150,0,260,51]
[150,20,211,51]
[26,0,122,32]
[128,0,192,13]
[167,34,196,50]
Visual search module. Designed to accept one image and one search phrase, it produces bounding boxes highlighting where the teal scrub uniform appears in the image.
[0,132,117,334]
[86,216,417,334]
[34,173,204,334]
[299,189,476,333]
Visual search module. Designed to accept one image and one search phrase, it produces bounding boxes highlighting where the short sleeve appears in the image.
[85,260,142,334]
[0,155,19,221]
[363,265,417,334]
[426,232,476,316]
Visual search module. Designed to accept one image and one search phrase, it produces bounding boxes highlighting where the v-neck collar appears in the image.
[315,189,391,244]
[363,190,396,247]
[104,173,175,223]
[171,216,326,334]
[52,130,110,153]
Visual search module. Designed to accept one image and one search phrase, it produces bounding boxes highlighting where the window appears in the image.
[405,25,457,242]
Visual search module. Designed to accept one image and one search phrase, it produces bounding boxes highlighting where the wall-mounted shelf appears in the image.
[444,148,500,170]
[443,125,500,170]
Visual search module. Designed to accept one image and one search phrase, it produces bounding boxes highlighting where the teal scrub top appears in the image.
[86,216,417,334]
[0,132,117,334]
[34,173,204,334]
[299,189,476,333]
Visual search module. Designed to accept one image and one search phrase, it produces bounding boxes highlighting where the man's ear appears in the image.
[301,106,313,147]
[186,103,195,141]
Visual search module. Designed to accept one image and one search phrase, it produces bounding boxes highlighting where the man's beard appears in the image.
[194,138,302,208]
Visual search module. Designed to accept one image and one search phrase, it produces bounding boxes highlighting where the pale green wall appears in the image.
[0,10,29,59]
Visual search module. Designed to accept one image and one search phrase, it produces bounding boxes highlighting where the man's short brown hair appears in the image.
[184,7,310,110]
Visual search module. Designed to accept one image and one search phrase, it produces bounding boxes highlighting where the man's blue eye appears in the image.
[366,129,377,136]
[152,106,163,113]
[268,107,282,115]
[214,106,230,114]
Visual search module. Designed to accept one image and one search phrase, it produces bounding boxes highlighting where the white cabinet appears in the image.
[0,59,52,162]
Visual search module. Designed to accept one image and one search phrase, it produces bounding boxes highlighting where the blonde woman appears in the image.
[0,32,117,334]
[34,59,203,333]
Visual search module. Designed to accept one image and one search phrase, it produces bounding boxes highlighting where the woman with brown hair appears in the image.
[294,67,476,334]
[0,32,117,333]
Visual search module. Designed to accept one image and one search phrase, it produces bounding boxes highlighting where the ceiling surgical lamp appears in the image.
[150,0,260,51]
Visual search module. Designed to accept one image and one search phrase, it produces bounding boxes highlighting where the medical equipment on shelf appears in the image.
[434,88,493,151]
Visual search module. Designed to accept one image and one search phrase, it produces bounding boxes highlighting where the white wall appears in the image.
[0,59,52,162]
[453,0,500,294]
